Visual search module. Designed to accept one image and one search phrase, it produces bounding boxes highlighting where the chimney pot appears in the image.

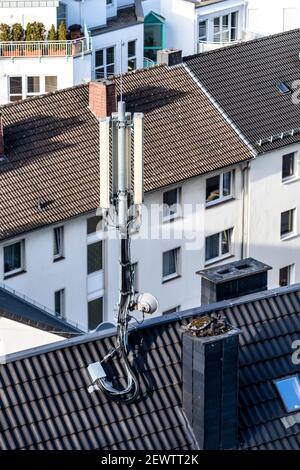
[157,49,182,67]
[89,80,116,119]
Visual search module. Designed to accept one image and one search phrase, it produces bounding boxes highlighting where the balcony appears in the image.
[0,37,92,59]
[198,30,264,53]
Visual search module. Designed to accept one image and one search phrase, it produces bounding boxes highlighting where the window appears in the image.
[198,20,207,42]
[53,226,64,260]
[213,12,238,43]
[87,241,103,274]
[57,2,67,28]
[163,187,180,220]
[45,76,58,93]
[27,77,40,97]
[144,11,165,62]
[205,229,232,262]
[54,289,65,317]
[95,47,115,79]
[4,241,24,276]
[162,247,180,281]
[106,0,113,5]
[163,305,180,315]
[88,297,103,330]
[281,209,295,238]
[206,171,232,205]
[87,216,102,235]
[276,82,291,95]
[128,40,137,71]
[274,376,300,413]
[282,152,295,181]
[279,265,294,287]
[9,77,22,102]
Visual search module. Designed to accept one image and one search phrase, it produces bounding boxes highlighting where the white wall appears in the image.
[247,0,300,35]
[248,143,300,288]
[0,317,62,356]
[0,54,92,104]
[91,23,144,77]
[0,6,57,30]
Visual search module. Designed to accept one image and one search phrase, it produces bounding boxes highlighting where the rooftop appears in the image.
[0,285,83,338]
[185,29,300,153]
[0,64,251,241]
[1,283,300,450]
[90,6,142,37]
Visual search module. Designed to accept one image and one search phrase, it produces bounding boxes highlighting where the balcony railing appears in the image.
[0,37,91,59]
[198,30,264,53]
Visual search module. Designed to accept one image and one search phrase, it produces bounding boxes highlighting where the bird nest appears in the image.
[183,313,231,337]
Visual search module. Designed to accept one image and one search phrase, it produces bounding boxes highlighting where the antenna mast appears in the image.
[88,95,157,403]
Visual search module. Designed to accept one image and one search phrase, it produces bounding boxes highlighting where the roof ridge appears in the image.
[2,283,300,365]
[184,28,300,61]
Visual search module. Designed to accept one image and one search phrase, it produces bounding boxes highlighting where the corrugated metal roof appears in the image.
[1,284,299,450]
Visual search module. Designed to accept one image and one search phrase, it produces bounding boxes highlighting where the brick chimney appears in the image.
[89,80,116,119]
[182,317,240,450]
[0,115,4,159]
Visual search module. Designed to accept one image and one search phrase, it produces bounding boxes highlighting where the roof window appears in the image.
[274,375,300,413]
[276,82,291,95]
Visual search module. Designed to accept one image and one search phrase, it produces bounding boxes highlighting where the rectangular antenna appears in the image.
[111,112,119,197]
[133,113,144,205]
[99,117,111,209]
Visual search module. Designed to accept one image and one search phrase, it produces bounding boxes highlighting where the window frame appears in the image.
[3,240,25,277]
[212,11,239,43]
[205,228,233,264]
[53,226,64,261]
[26,76,40,98]
[280,209,296,239]
[88,296,104,330]
[205,170,233,207]
[128,39,137,72]
[162,247,181,283]
[45,76,58,93]
[87,240,103,275]
[279,264,295,287]
[54,288,65,318]
[198,20,207,42]
[9,76,23,102]
[282,152,296,182]
[163,187,181,222]
[95,46,115,79]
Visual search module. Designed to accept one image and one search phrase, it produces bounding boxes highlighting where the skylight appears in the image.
[274,375,300,413]
[276,82,291,95]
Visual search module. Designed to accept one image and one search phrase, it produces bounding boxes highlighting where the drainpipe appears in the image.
[241,162,250,259]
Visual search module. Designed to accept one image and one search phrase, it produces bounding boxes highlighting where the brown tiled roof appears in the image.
[0,64,251,241]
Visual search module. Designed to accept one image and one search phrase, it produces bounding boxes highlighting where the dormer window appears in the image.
[274,376,300,413]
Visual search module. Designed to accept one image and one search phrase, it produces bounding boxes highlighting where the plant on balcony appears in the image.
[12,23,24,41]
[24,22,45,56]
[47,24,58,55]
[57,21,67,55]
[0,23,11,56]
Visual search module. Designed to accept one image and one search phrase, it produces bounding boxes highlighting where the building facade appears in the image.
[0,0,144,104]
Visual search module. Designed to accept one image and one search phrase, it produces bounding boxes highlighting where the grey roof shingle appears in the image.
[185,29,300,153]
[0,287,83,337]
[0,64,251,241]
[1,284,300,450]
